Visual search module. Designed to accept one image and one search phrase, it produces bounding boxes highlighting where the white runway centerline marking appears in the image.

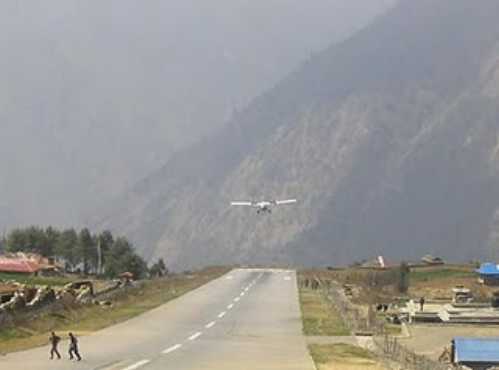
[284,276,291,281]
[218,311,226,318]
[240,292,245,296]
[188,332,203,341]
[226,275,233,280]
[227,303,234,309]
[122,359,151,370]
[205,321,216,329]
[234,297,240,302]
[162,344,182,354]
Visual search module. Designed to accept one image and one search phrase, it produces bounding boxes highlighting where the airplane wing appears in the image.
[275,199,297,205]
[231,201,254,206]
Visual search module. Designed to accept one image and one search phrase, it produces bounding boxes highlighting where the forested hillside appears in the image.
[101,0,499,269]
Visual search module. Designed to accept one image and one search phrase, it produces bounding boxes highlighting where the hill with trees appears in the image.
[4,227,149,278]
[100,0,499,269]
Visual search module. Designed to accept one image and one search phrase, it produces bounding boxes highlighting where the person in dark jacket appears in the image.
[68,332,82,361]
[419,296,425,311]
[49,332,61,360]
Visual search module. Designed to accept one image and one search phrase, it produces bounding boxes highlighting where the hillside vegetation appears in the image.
[101,0,499,269]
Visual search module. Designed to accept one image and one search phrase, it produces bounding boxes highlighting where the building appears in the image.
[0,252,61,275]
[452,286,473,303]
[453,337,499,370]
[421,254,444,265]
[476,263,499,286]
[0,256,40,274]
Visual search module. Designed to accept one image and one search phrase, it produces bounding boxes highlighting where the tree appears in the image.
[124,254,149,280]
[398,262,410,294]
[104,237,148,279]
[6,228,28,253]
[55,229,78,271]
[96,230,114,275]
[0,234,6,253]
[45,226,60,257]
[77,228,96,275]
[28,226,50,255]
[150,258,168,278]
[6,226,49,256]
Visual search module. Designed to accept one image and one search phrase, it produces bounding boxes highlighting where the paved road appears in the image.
[0,269,315,370]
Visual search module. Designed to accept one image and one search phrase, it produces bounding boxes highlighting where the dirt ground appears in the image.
[302,265,499,306]
[400,324,499,360]
[318,361,385,370]
[409,276,494,302]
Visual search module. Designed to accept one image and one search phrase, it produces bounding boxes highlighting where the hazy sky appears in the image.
[0,0,396,231]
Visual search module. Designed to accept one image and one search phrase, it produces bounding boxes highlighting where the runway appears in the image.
[0,269,315,370]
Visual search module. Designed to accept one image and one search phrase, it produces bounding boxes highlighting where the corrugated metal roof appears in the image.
[455,337,499,363]
[0,257,40,273]
[477,263,499,276]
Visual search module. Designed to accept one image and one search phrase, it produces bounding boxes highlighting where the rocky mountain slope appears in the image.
[101,0,499,269]
[0,0,393,230]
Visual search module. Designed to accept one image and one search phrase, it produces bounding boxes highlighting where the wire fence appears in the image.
[372,335,455,370]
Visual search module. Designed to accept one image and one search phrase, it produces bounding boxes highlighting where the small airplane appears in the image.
[230,199,297,214]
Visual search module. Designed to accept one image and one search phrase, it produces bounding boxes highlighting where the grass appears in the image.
[409,267,474,282]
[309,344,384,370]
[0,267,229,354]
[309,343,375,364]
[299,287,350,336]
[384,324,402,336]
[0,272,76,287]
[0,328,31,341]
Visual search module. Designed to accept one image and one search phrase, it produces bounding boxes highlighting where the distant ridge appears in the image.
[101,0,499,269]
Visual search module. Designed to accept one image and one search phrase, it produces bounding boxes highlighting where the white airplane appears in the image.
[230,199,297,214]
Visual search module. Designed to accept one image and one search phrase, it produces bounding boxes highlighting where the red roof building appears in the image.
[0,257,40,274]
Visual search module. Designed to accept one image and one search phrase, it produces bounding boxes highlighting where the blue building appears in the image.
[476,263,499,285]
[453,337,499,370]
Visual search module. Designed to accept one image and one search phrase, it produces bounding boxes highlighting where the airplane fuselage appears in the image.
[256,205,272,214]
[255,201,274,214]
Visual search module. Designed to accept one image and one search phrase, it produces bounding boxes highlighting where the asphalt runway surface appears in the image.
[0,269,315,370]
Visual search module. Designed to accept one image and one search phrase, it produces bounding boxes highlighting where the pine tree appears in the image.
[77,228,96,275]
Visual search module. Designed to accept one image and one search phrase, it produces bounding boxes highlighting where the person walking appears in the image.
[49,332,61,360]
[419,296,425,312]
[68,332,82,361]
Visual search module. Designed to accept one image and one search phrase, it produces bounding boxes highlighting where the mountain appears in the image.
[100,0,499,269]
[0,0,394,231]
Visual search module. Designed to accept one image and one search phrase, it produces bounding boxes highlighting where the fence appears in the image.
[372,335,456,370]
